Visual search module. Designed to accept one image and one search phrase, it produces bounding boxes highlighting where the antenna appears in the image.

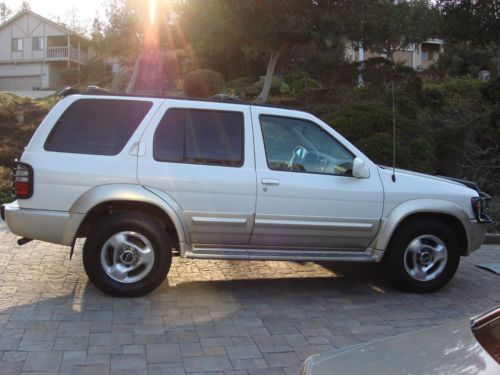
[391,81,396,182]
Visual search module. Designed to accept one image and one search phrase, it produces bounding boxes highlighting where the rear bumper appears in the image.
[2,201,84,246]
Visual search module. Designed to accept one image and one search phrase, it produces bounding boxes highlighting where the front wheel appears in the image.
[384,218,460,293]
[83,212,172,297]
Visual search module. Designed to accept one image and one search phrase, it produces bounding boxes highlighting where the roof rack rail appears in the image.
[210,94,243,103]
[57,86,80,97]
[57,85,112,98]
[55,87,296,111]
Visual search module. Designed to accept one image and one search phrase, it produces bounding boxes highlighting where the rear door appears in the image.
[138,100,256,245]
[250,107,384,250]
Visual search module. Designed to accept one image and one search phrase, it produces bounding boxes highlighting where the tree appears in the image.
[437,0,500,45]
[0,2,12,23]
[179,0,329,103]
[91,0,143,58]
[346,0,439,60]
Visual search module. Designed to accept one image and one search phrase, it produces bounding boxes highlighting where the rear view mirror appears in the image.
[352,157,370,178]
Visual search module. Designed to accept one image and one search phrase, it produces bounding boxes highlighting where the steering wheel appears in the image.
[286,146,307,171]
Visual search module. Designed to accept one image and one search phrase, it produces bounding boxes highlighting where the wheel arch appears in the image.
[70,184,187,248]
[376,200,470,257]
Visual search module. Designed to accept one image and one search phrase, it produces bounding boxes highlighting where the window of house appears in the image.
[32,37,44,51]
[12,38,23,52]
[260,115,354,176]
[154,108,244,167]
[44,99,152,155]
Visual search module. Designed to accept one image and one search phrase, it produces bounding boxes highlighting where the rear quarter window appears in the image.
[44,99,152,155]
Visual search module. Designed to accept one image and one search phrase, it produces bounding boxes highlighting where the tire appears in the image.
[83,212,172,297]
[383,218,460,293]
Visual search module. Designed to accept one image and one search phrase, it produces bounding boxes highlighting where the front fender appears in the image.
[374,199,471,252]
[69,184,187,244]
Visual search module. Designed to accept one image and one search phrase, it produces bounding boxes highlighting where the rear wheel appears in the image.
[384,218,460,293]
[83,212,172,297]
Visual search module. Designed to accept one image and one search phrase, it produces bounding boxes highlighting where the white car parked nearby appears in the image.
[1,87,492,296]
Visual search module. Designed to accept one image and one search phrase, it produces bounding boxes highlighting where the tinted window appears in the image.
[260,115,354,176]
[154,108,244,167]
[45,99,152,155]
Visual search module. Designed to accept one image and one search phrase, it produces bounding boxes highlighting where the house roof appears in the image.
[0,9,90,41]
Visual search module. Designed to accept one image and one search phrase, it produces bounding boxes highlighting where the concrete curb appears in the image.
[484,234,500,245]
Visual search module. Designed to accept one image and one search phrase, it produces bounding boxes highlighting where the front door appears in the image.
[250,108,384,250]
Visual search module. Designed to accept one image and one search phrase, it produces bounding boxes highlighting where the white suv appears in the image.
[1,90,491,296]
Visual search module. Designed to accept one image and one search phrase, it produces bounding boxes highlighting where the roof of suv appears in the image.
[59,86,301,111]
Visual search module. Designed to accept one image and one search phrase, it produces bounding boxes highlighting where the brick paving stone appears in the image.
[0,360,24,375]
[203,346,226,356]
[61,364,109,375]
[0,226,498,374]
[253,336,290,354]
[110,353,147,371]
[231,358,268,370]
[57,322,90,337]
[263,352,301,368]
[180,342,204,357]
[2,350,27,362]
[147,362,186,375]
[146,343,182,363]
[54,337,89,351]
[184,355,233,372]
[201,337,232,347]
[63,351,86,364]
[23,350,63,372]
[226,344,262,360]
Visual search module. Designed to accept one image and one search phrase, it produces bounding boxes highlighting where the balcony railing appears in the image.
[47,46,87,64]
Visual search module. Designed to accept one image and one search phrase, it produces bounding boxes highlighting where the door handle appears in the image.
[261,178,280,186]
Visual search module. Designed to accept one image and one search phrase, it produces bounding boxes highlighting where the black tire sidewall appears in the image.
[385,219,460,293]
[83,212,172,297]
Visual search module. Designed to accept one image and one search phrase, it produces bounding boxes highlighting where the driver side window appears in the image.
[260,115,354,176]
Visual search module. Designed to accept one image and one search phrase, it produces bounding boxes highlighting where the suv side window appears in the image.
[154,108,244,167]
[260,115,354,176]
[45,99,152,155]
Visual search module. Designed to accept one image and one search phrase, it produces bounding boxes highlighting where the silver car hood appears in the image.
[378,166,471,189]
[302,319,500,375]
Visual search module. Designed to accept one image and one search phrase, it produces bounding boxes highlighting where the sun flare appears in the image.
[148,0,157,23]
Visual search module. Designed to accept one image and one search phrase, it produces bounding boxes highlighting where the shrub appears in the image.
[0,181,13,204]
[421,87,447,109]
[290,77,322,94]
[356,132,393,165]
[226,76,256,90]
[480,78,500,103]
[252,76,283,96]
[183,69,225,97]
[225,76,259,99]
[331,102,393,142]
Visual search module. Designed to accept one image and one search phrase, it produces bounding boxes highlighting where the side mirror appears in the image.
[352,157,370,178]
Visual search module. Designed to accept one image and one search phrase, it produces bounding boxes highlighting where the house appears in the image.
[0,9,90,91]
[346,39,445,70]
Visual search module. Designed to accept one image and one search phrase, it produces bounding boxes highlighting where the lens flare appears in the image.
[149,0,156,23]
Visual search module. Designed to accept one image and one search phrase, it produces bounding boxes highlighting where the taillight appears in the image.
[13,161,33,199]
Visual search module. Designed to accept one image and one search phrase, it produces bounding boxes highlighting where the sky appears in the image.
[3,0,106,30]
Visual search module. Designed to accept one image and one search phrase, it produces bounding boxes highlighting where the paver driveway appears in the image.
[0,224,499,375]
